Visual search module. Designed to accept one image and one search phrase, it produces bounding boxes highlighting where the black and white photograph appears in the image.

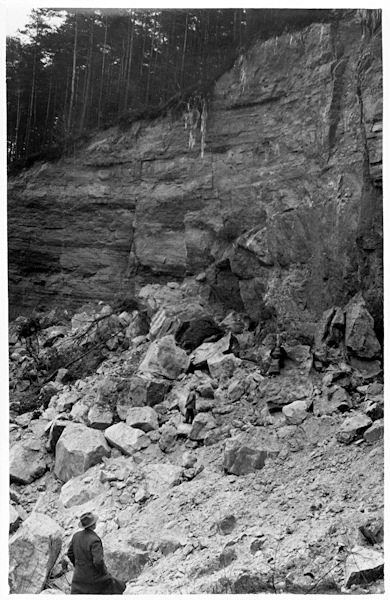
[6,3,384,595]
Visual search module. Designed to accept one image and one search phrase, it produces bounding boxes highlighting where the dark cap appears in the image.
[79,512,98,529]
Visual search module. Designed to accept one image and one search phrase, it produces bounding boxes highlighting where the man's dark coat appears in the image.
[67,528,112,595]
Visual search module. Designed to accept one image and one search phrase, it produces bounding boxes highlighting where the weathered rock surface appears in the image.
[54,422,111,482]
[126,406,159,432]
[336,413,373,444]
[139,335,190,380]
[345,293,381,359]
[344,547,384,588]
[142,463,183,497]
[104,422,150,455]
[104,530,150,582]
[8,17,382,344]
[59,465,106,508]
[9,512,63,594]
[10,436,51,484]
[282,400,309,425]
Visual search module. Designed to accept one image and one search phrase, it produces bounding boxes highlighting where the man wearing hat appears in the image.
[67,512,125,594]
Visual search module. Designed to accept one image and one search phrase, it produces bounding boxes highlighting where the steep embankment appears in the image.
[8,15,382,342]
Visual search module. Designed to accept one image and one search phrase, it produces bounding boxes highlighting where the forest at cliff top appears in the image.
[7,8,372,170]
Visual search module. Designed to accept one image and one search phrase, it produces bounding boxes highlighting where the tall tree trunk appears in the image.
[79,15,94,134]
[123,13,134,112]
[98,15,108,127]
[24,47,37,156]
[180,12,189,86]
[145,13,157,103]
[67,13,78,135]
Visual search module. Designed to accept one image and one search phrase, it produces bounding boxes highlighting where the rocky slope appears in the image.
[8,278,384,594]
[8,14,382,346]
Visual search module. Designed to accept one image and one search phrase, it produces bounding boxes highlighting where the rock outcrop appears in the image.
[8,15,382,345]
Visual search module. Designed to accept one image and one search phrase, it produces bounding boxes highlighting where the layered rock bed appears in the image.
[8,15,382,344]
[9,278,384,594]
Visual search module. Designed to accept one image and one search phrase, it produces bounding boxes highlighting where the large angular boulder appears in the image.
[189,413,217,441]
[59,465,106,508]
[104,529,150,582]
[54,423,111,482]
[87,404,114,430]
[126,406,159,432]
[104,422,150,455]
[191,333,236,367]
[345,293,381,359]
[227,378,248,402]
[314,306,345,360]
[10,436,51,484]
[363,420,384,444]
[208,352,238,380]
[117,374,172,416]
[139,335,190,380]
[9,512,63,594]
[282,400,309,425]
[336,413,372,444]
[223,430,280,476]
[142,463,183,497]
[344,547,384,588]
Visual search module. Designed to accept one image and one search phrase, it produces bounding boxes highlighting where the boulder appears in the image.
[117,374,171,415]
[104,529,150,582]
[349,357,382,380]
[223,430,280,476]
[124,311,149,341]
[363,420,384,444]
[158,529,188,555]
[227,378,248,402]
[53,391,80,412]
[189,413,217,441]
[314,306,345,360]
[345,293,381,359]
[208,352,238,380]
[59,465,106,508]
[314,387,351,416]
[336,413,373,444]
[282,400,308,425]
[87,404,114,430]
[258,373,313,408]
[9,512,63,594]
[10,436,51,484]
[104,422,150,455]
[142,463,183,497]
[284,344,313,373]
[344,547,384,588]
[191,333,235,367]
[139,335,190,380]
[174,316,223,352]
[126,406,159,432]
[54,423,111,482]
[299,416,337,446]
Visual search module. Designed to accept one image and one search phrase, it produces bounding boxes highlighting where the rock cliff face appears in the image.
[8,15,382,339]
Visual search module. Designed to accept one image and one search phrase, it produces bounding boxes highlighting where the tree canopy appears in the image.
[7,8,357,170]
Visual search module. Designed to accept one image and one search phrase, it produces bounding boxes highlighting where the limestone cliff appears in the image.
[8,15,382,340]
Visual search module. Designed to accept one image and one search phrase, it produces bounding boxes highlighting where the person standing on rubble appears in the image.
[184,384,197,424]
[267,333,286,376]
[67,512,126,594]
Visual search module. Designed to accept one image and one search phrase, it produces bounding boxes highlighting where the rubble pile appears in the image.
[8,281,384,594]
